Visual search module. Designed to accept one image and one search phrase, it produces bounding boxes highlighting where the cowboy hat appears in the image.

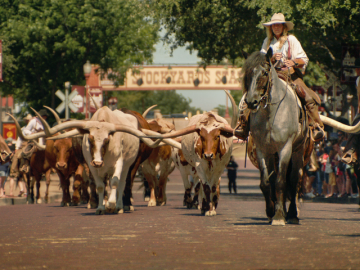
[263,13,294,31]
[23,114,33,121]
[37,109,49,117]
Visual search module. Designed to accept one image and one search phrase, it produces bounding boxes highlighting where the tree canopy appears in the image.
[0,0,159,113]
[153,0,360,88]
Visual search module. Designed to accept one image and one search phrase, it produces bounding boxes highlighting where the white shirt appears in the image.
[356,77,359,87]
[260,34,309,73]
[16,118,45,149]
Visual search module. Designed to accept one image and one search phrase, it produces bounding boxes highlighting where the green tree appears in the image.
[153,0,360,86]
[0,0,159,114]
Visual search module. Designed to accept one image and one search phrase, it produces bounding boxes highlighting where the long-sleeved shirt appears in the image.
[15,118,45,149]
[260,34,309,73]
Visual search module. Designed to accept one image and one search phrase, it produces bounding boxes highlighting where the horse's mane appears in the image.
[241,51,266,93]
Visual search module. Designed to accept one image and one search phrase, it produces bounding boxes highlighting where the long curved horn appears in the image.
[31,108,86,135]
[225,90,238,129]
[142,105,157,118]
[31,139,46,151]
[139,125,199,139]
[112,124,165,148]
[320,115,360,134]
[141,129,182,149]
[90,95,100,111]
[44,106,62,124]
[46,129,81,140]
[7,113,46,141]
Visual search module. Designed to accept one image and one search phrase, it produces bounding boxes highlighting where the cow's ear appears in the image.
[266,47,273,63]
[217,140,227,159]
[194,137,202,158]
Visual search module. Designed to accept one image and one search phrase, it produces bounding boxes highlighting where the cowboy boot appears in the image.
[234,108,250,140]
[306,102,325,141]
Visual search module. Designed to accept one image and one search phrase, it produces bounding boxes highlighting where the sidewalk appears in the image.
[0,173,63,206]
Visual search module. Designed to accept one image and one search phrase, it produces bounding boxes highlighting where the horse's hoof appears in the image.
[124,205,130,211]
[116,208,124,214]
[287,218,300,225]
[36,198,42,204]
[129,205,134,211]
[80,200,88,204]
[144,196,150,202]
[201,209,205,215]
[95,208,105,215]
[271,219,286,226]
[186,203,192,209]
[147,200,156,207]
[71,202,79,206]
[87,203,91,209]
[268,217,272,223]
[44,197,49,204]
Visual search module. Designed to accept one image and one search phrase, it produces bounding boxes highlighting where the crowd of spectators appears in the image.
[302,131,359,199]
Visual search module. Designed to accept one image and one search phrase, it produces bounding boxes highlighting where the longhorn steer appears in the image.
[141,118,175,206]
[145,112,234,216]
[171,147,200,208]
[37,106,178,214]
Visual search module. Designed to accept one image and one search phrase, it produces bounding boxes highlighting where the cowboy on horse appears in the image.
[236,13,325,142]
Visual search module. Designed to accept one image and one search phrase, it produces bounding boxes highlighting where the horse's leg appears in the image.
[286,151,303,224]
[272,142,292,226]
[258,153,275,222]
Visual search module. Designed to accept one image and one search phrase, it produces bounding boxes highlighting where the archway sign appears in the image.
[89,65,242,91]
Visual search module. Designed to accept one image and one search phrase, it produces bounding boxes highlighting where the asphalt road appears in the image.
[1,187,360,269]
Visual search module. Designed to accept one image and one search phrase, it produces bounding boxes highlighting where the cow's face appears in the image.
[53,138,73,171]
[87,128,110,168]
[196,128,221,161]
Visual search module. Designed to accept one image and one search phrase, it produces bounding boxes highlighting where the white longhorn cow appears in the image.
[34,106,181,215]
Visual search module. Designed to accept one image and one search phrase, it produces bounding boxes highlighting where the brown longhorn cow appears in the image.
[140,117,175,206]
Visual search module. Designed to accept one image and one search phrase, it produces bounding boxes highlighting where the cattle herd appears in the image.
[3,91,240,218]
[3,89,359,225]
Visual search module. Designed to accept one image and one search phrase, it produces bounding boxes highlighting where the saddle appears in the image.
[276,71,306,100]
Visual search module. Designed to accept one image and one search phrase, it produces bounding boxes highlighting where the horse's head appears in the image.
[242,49,272,110]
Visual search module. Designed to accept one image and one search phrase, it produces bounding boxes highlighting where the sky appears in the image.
[151,41,230,112]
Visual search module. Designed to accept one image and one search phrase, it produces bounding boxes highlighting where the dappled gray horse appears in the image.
[242,49,309,225]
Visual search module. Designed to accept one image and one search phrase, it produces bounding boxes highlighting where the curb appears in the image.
[0,193,63,206]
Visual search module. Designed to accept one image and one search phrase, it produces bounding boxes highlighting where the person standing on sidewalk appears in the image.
[226,156,238,194]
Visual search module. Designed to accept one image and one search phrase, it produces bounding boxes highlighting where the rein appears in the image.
[258,62,290,109]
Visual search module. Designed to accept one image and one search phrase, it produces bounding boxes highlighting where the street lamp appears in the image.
[83,60,91,119]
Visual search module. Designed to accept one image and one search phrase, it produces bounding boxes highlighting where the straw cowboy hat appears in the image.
[263,13,294,31]
[23,114,33,121]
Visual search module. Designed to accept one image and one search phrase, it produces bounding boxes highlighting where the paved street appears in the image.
[1,157,360,269]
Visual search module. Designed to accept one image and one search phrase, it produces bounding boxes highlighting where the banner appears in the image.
[71,85,85,113]
[3,123,16,140]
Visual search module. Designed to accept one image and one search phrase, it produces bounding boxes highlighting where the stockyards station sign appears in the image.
[89,66,242,91]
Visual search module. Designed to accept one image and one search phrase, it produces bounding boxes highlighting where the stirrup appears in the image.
[312,123,324,142]
[234,125,249,140]
[342,149,358,165]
